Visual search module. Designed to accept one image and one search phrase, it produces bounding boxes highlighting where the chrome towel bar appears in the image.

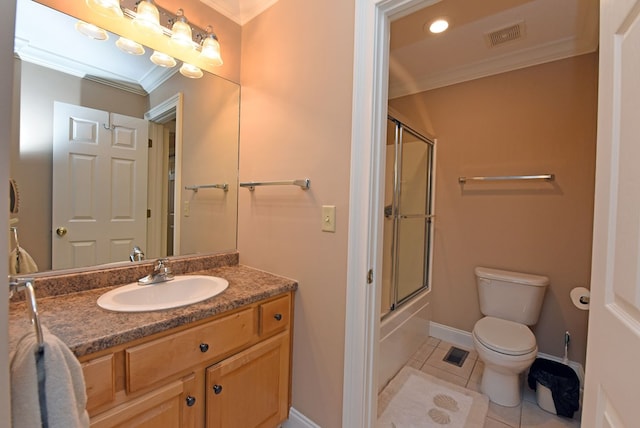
[458,174,554,184]
[9,278,44,351]
[184,183,229,192]
[240,179,311,191]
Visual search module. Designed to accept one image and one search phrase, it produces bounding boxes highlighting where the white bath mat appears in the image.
[377,367,489,428]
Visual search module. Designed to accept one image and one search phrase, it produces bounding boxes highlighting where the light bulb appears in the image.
[199,34,223,67]
[180,63,203,79]
[85,0,123,18]
[116,37,145,55]
[150,51,177,68]
[429,19,449,34]
[133,0,162,35]
[170,10,194,49]
[75,21,108,41]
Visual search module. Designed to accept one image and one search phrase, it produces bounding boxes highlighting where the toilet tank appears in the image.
[475,267,549,325]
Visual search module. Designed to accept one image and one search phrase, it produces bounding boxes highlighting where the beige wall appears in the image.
[390,53,598,364]
[149,72,240,255]
[238,0,355,426]
[11,60,148,271]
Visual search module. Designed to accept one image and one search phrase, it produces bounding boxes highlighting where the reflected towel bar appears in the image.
[9,278,44,351]
[184,183,229,192]
[240,179,311,191]
[458,174,554,184]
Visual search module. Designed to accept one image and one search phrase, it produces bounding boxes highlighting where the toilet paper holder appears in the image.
[570,287,590,310]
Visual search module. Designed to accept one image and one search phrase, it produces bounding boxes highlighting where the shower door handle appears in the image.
[398,214,435,220]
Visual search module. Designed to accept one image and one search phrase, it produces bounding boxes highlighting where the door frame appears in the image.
[145,93,183,256]
[343,0,440,425]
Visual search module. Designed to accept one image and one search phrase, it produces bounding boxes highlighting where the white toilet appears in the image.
[472,266,548,407]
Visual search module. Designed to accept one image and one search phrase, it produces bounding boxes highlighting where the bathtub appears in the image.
[378,289,431,391]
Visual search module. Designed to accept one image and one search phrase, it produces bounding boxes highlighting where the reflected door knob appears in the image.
[56,227,67,237]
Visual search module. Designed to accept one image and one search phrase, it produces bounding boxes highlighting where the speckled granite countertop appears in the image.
[9,264,297,358]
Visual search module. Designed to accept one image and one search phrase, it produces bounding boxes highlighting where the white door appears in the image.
[581,0,640,425]
[52,102,148,269]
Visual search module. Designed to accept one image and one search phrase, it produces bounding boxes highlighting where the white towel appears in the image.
[9,246,38,275]
[10,327,90,428]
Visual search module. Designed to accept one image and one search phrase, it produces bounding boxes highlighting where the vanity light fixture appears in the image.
[116,36,146,55]
[199,27,223,67]
[170,9,195,49]
[85,0,123,18]
[132,0,163,35]
[75,20,109,40]
[429,18,449,34]
[80,0,225,77]
[150,50,177,67]
[179,63,203,79]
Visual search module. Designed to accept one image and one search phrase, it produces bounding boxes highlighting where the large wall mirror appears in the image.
[9,0,240,274]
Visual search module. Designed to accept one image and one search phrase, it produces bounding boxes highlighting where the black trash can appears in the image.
[527,358,580,418]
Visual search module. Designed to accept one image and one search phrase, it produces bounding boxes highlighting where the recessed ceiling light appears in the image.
[429,19,449,34]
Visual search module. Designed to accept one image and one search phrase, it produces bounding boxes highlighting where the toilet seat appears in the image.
[473,316,536,356]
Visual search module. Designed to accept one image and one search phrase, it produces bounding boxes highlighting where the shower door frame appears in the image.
[385,115,436,318]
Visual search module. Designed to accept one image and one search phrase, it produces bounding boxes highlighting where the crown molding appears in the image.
[14,36,178,96]
[389,35,599,99]
[199,0,279,25]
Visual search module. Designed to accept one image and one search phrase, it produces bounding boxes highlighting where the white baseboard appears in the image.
[429,321,475,350]
[281,407,320,428]
[429,321,585,386]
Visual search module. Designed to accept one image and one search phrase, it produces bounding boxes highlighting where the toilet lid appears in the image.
[474,317,537,356]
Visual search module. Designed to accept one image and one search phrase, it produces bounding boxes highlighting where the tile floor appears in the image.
[387,337,581,428]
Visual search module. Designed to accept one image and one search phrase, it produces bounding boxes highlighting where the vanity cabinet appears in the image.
[206,333,290,428]
[80,292,293,428]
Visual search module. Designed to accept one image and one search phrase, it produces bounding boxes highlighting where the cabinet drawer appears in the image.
[260,295,290,336]
[126,308,256,392]
[82,354,115,413]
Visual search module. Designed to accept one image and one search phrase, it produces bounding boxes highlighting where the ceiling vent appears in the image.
[485,21,526,47]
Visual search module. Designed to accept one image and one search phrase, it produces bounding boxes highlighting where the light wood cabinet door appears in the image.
[90,374,198,428]
[83,354,116,413]
[205,332,290,428]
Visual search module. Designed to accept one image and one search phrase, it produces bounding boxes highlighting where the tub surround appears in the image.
[9,252,298,357]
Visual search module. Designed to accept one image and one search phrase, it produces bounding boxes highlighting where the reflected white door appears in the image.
[581,0,640,425]
[52,102,148,269]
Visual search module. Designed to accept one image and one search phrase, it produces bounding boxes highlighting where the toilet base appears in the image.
[480,366,522,407]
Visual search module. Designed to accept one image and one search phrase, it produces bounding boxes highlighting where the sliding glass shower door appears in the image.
[381,116,435,318]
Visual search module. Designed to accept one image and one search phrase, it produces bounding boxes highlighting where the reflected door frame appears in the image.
[145,93,183,258]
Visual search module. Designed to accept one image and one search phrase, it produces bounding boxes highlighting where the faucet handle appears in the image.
[155,258,171,274]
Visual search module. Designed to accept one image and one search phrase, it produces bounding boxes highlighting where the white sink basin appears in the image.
[97,275,229,312]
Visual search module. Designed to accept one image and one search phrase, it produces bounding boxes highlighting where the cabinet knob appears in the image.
[274,313,283,321]
[185,396,196,407]
[199,343,209,353]
[213,384,223,395]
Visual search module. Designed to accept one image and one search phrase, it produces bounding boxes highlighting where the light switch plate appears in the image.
[183,200,190,217]
[322,205,336,232]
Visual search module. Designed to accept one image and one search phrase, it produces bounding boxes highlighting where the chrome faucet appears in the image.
[138,258,174,285]
[130,246,145,262]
